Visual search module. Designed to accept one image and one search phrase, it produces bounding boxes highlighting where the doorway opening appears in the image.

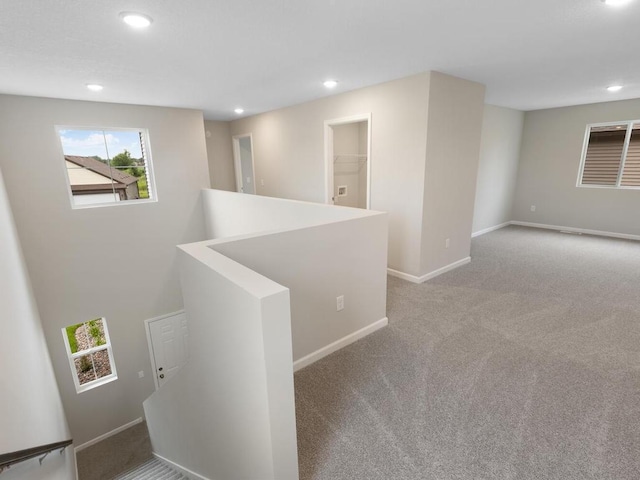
[232,134,256,194]
[324,114,371,209]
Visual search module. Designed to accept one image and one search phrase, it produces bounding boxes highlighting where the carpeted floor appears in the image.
[294,226,640,480]
[76,421,152,480]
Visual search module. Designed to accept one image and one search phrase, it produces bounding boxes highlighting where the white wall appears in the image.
[204,120,236,191]
[238,136,255,194]
[202,188,372,239]
[145,243,297,480]
[202,190,388,362]
[333,122,362,208]
[513,98,640,235]
[0,94,210,445]
[145,190,388,480]
[421,72,486,274]
[227,72,486,279]
[212,215,388,362]
[0,167,75,480]
[229,73,431,276]
[472,105,524,234]
[1,456,75,480]
[358,122,368,208]
[333,122,360,154]
[203,190,387,361]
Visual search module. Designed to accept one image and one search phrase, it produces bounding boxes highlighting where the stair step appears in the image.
[114,457,189,480]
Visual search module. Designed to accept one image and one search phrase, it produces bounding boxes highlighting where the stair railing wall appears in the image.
[143,190,388,480]
[143,241,298,480]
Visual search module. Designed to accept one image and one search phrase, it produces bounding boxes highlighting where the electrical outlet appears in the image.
[138,371,145,378]
[261,179,264,186]
[336,295,344,311]
[445,238,450,249]
[530,205,536,212]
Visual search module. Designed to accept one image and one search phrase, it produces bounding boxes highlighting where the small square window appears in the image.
[56,127,157,208]
[62,318,117,393]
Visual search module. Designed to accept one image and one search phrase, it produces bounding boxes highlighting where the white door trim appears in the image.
[144,310,185,391]
[324,113,372,208]
[232,133,256,193]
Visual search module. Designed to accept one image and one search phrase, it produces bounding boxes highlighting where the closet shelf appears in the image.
[334,154,367,172]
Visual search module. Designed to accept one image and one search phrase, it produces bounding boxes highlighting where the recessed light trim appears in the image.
[86,84,104,92]
[607,85,623,92]
[120,12,153,28]
[323,80,338,89]
[234,108,244,114]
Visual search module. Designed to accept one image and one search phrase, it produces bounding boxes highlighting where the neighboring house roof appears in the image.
[64,155,139,186]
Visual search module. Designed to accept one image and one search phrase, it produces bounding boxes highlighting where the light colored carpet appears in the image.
[76,421,152,480]
[294,226,640,480]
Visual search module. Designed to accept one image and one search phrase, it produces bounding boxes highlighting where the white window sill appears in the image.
[76,374,118,394]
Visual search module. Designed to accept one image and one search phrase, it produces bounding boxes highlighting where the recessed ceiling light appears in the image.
[120,12,153,28]
[234,108,244,114]
[323,80,338,89]
[602,0,633,6]
[86,84,104,92]
[607,85,623,92]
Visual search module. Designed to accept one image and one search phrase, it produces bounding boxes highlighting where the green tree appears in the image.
[111,150,142,177]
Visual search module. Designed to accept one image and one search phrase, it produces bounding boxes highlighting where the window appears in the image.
[62,318,117,393]
[56,127,157,207]
[578,121,640,188]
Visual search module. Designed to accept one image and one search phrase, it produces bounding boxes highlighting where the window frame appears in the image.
[61,317,118,394]
[577,120,640,190]
[55,126,158,209]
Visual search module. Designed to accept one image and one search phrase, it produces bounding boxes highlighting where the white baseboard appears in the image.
[293,317,388,372]
[153,452,210,480]
[386,268,422,283]
[387,256,471,284]
[472,222,511,238]
[510,221,640,242]
[74,417,143,452]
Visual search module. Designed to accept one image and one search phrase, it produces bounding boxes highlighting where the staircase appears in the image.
[114,457,189,479]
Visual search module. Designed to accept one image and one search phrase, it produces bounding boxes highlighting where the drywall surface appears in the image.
[472,105,524,234]
[513,99,640,235]
[0,167,75,480]
[333,122,360,154]
[421,72,486,274]
[229,73,430,276]
[238,136,255,194]
[0,94,210,445]
[1,456,75,480]
[202,188,372,239]
[204,120,236,191]
[213,215,387,361]
[359,122,368,208]
[146,190,386,479]
[333,122,363,208]
[144,245,297,480]
[203,188,387,360]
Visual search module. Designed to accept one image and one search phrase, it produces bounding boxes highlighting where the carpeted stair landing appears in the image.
[114,457,189,479]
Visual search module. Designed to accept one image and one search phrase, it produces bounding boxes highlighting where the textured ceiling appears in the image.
[1,0,639,120]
